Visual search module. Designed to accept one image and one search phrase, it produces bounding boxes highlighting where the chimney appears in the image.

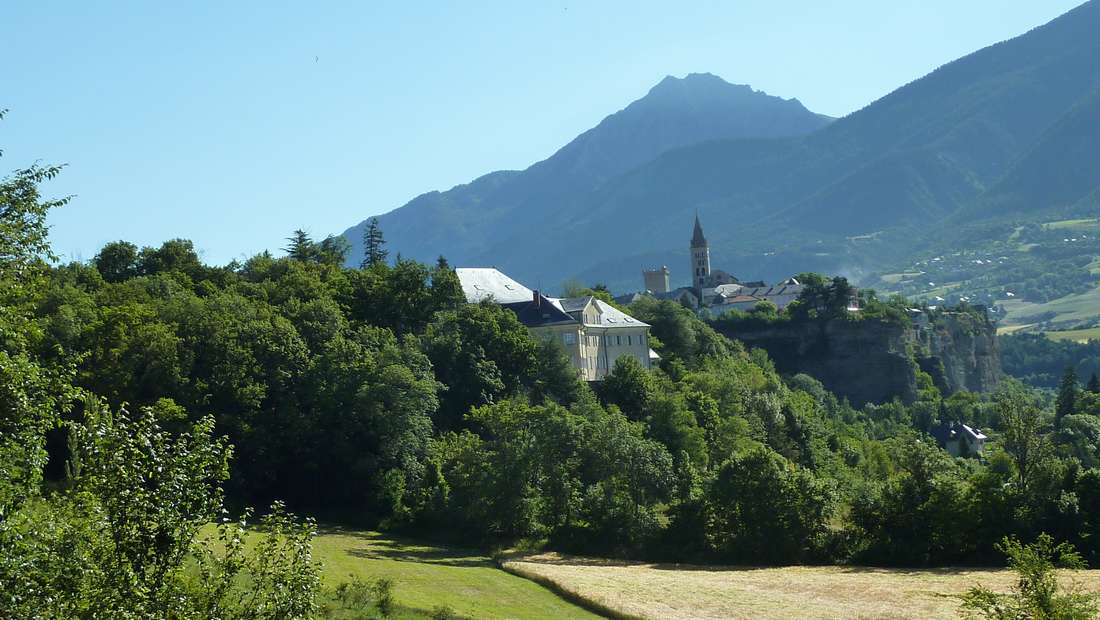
[533,289,540,308]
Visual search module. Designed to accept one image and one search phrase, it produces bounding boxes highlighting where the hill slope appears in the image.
[345,1,1100,293]
[340,73,832,272]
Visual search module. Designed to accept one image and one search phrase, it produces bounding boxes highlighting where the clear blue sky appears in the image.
[1,1,1083,264]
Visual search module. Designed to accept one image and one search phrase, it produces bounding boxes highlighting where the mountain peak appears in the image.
[642,73,811,115]
[647,73,751,99]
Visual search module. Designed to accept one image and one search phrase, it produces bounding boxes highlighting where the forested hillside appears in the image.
[10,120,1100,617]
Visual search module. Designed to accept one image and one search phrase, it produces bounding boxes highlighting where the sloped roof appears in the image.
[590,299,650,329]
[556,296,593,313]
[455,267,534,303]
[691,215,708,247]
[501,295,577,328]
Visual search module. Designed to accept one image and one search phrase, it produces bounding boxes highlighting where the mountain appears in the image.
[345,1,1100,293]
[340,73,833,273]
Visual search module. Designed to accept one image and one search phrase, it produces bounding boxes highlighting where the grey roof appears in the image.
[502,295,577,328]
[557,296,593,313]
[455,267,534,303]
[691,215,707,247]
[592,299,650,328]
[549,297,650,329]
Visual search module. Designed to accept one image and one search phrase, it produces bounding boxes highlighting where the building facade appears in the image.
[456,268,657,381]
[643,266,670,293]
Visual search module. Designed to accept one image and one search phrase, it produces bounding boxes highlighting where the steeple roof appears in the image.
[691,215,708,247]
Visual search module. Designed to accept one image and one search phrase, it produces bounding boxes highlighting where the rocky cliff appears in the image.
[916,311,1001,396]
[714,313,999,406]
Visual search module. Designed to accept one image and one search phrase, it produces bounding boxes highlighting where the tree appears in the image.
[283,229,318,262]
[1057,367,1080,425]
[361,217,388,268]
[1088,372,1100,395]
[430,256,465,313]
[961,534,1097,619]
[94,240,140,282]
[706,446,835,563]
[599,355,653,420]
[421,302,539,430]
[0,152,73,517]
[0,401,321,618]
[317,234,350,266]
[999,392,1055,493]
[139,238,204,278]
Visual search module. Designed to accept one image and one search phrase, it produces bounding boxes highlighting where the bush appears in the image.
[961,533,1098,619]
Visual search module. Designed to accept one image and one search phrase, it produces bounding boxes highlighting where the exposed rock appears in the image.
[714,314,999,406]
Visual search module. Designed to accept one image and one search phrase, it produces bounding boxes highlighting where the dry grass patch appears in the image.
[502,553,1100,620]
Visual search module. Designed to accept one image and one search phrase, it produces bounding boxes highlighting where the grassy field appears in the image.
[999,285,1100,328]
[1045,327,1100,343]
[1043,218,1100,231]
[312,529,601,619]
[502,553,1100,620]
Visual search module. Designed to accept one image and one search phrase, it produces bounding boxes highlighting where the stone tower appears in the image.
[643,266,670,293]
[690,215,711,291]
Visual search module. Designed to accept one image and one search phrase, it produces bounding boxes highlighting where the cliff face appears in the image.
[715,314,1000,406]
[917,312,1001,395]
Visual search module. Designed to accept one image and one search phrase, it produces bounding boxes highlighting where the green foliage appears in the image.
[322,577,399,619]
[0,401,320,619]
[706,446,836,563]
[1058,367,1081,425]
[961,534,1098,620]
[1001,334,1100,389]
[362,217,388,269]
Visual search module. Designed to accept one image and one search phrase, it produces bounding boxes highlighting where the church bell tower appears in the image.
[690,215,711,291]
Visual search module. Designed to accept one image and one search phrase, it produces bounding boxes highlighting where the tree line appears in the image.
[9,132,1100,616]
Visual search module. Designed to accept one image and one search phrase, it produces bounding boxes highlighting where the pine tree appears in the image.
[1088,372,1100,395]
[1056,366,1079,425]
[283,229,317,262]
[361,217,388,268]
[430,255,464,311]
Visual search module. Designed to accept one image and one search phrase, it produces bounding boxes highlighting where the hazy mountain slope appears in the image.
[962,84,1100,220]
[340,73,833,267]
[342,2,1100,293]
[488,0,1100,290]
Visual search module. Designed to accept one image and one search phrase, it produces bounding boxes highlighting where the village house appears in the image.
[930,421,988,457]
[455,267,658,380]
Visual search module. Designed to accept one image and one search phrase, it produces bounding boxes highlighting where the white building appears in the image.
[456,268,658,380]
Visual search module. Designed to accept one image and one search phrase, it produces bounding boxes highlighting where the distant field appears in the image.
[878,272,923,284]
[309,530,600,619]
[996,323,1035,336]
[999,285,1100,328]
[1045,327,1100,343]
[1043,218,1100,231]
[502,553,1100,620]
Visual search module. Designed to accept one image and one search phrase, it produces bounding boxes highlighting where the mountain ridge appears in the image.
[343,1,1100,294]
[340,73,834,272]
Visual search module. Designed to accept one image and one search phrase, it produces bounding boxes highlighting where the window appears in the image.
[563,333,576,345]
[606,335,613,346]
[627,335,632,346]
[617,335,622,346]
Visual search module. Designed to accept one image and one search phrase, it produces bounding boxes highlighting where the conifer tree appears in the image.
[361,217,388,268]
[1056,366,1079,425]
[1088,372,1100,395]
[283,229,317,262]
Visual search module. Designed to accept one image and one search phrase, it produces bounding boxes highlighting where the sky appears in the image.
[1,1,1085,265]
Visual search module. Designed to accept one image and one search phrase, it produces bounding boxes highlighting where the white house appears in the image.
[455,267,657,380]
